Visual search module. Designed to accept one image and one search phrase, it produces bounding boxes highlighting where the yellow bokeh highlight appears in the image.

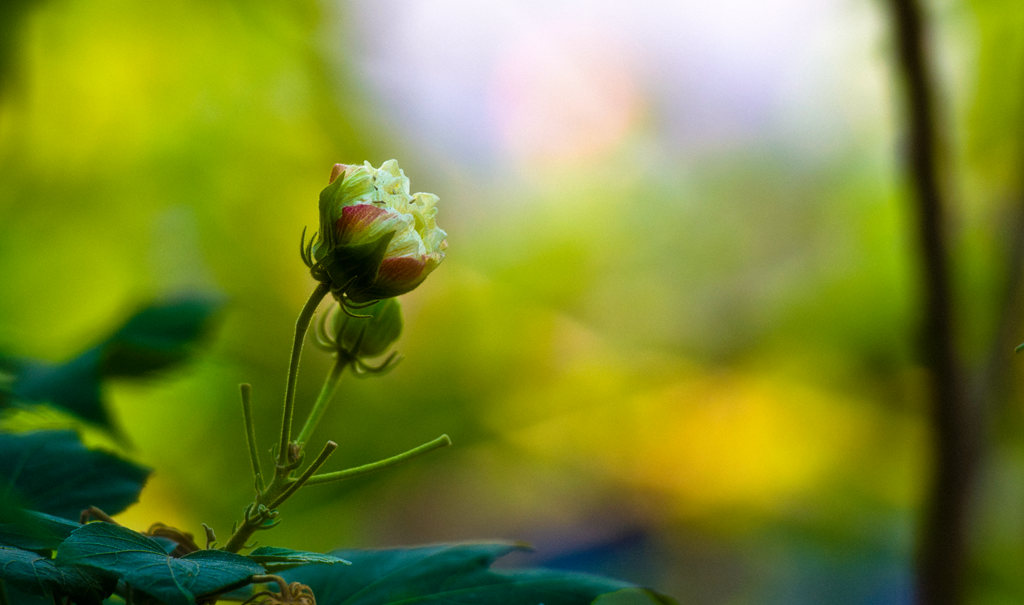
[500,363,923,519]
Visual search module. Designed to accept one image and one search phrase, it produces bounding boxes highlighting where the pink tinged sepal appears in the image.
[359,254,442,301]
[335,204,397,245]
[329,163,349,184]
[376,255,428,287]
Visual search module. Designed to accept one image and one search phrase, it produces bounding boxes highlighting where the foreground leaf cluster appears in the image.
[0,299,675,604]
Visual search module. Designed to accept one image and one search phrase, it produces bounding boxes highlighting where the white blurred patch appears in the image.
[336,0,886,168]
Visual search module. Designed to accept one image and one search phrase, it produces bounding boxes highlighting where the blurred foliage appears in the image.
[0,0,1023,604]
[281,543,672,604]
[0,430,148,520]
[2,295,220,431]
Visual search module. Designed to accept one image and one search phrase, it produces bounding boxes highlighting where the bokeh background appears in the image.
[2,0,1024,603]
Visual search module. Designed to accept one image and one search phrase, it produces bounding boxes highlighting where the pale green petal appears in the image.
[386,227,426,258]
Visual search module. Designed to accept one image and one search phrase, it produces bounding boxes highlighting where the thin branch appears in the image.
[268,441,338,508]
[295,358,347,447]
[240,383,263,492]
[306,434,451,486]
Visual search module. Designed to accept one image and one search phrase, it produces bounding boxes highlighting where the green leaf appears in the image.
[281,543,676,605]
[0,430,149,520]
[2,583,60,605]
[0,508,80,551]
[7,294,221,429]
[594,588,679,605]
[11,349,109,427]
[0,544,113,603]
[100,294,222,377]
[56,522,264,605]
[246,546,351,572]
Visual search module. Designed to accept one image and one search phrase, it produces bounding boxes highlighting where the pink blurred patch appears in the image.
[336,204,391,242]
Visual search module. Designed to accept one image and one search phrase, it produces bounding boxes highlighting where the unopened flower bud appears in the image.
[307,160,448,305]
[329,298,403,359]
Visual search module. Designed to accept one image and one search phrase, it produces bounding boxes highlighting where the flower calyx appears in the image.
[313,298,403,375]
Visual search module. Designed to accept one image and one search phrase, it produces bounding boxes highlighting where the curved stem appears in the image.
[295,358,347,447]
[277,282,330,466]
[222,523,258,554]
[306,434,451,486]
[239,383,263,492]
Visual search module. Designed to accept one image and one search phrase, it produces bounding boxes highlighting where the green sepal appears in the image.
[332,298,403,358]
[320,231,396,302]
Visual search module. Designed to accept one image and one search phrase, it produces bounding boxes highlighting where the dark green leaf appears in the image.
[11,349,108,427]
[247,546,351,572]
[594,588,679,605]
[0,430,149,520]
[100,295,222,377]
[7,294,221,429]
[56,522,264,605]
[0,508,80,551]
[0,544,112,603]
[3,582,59,605]
[281,543,676,605]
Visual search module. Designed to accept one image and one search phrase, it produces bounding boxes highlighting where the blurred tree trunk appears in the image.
[885,0,979,604]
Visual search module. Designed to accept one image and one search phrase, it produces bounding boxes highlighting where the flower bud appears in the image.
[329,298,403,359]
[309,160,447,304]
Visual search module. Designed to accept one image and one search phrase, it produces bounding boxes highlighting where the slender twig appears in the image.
[306,434,451,486]
[295,358,347,447]
[268,441,338,508]
[240,383,264,492]
[277,282,330,466]
[222,441,337,553]
[885,0,978,603]
[80,506,119,525]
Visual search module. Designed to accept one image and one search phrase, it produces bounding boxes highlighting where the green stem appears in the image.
[295,358,347,447]
[269,441,338,508]
[221,440,338,554]
[306,434,451,486]
[239,383,263,492]
[277,282,330,466]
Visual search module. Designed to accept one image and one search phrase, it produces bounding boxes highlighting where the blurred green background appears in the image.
[2,0,1024,603]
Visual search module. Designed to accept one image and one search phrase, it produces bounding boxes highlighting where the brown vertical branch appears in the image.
[885,0,979,604]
